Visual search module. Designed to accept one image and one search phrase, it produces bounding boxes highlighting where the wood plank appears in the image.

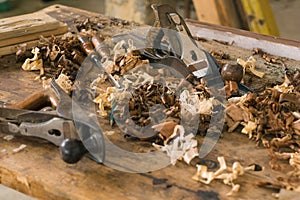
[0,23,67,47]
[186,19,300,60]
[0,12,62,40]
[0,184,34,200]
[0,40,39,57]
[0,6,68,56]
[0,130,282,200]
[192,0,241,28]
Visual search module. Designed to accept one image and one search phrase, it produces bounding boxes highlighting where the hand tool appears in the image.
[142,4,253,96]
[143,4,223,87]
[0,80,105,164]
[71,25,121,89]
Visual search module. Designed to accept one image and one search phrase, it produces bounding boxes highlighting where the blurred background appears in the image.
[0,0,299,41]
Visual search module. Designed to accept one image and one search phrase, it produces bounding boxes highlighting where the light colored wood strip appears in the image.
[0,12,61,40]
[0,23,67,47]
[192,0,241,28]
[0,34,65,57]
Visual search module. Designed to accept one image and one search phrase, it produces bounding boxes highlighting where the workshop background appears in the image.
[0,0,299,41]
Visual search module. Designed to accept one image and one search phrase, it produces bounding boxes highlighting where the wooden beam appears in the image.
[0,12,62,40]
[0,24,67,48]
[192,0,242,28]
[240,0,280,36]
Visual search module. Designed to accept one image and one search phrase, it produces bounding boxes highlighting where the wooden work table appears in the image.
[0,5,299,200]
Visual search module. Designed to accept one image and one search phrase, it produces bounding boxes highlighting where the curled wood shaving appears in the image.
[90,74,108,91]
[292,112,300,119]
[102,39,149,76]
[274,76,294,93]
[93,87,116,117]
[241,120,257,139]
[12,144,27,153]
[49,44,61,61]
[290,153,300,178]
[3,135,14,141]
[152,121,179,145]
[237,56,265,78]
[123,70,154,87]
[292,119,300,136]
[55,73,73,94]
[192,156,256,196]
[103,131,115,136]
[153,125,198,165]
[21,47,44,79]
[259,152,300,194]
[179,90,213,115]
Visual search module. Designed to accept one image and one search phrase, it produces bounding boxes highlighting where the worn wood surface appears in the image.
[0,12,60,40]
[192,0,241,28]
[0,24,67,48]
[186,18,300,61]
[0,12,67,48]
[0,5,299,200]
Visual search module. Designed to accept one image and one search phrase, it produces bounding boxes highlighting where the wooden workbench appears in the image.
[0,5,299,200]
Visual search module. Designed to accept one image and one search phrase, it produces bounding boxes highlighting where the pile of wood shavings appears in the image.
[17,15,135,85]
[17,32,88,83]
[109,71,217,143]
[226,71,300,169]
[192,156,258,196]
[224,70,300,194]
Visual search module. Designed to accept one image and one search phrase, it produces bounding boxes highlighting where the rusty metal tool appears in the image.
[143,4,254,96]
[143,4,223,87]
[71,24,121,89]
[0,107,76,146]
[0,80,105,164]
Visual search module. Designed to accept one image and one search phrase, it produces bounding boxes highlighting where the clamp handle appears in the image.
[60,138,87,164]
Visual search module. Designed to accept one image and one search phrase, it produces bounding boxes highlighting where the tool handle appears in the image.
[7,89,48,110]
[6,88,58,110]
[60,138,88,164]
[78,36,94,55]
[92,35,112,62]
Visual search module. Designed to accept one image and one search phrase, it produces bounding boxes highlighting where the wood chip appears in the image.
[12,144,27,153]
[3,135,14,141]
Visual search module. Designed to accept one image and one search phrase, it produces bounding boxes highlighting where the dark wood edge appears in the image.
[186,19,300,48]
[186,19,300,60]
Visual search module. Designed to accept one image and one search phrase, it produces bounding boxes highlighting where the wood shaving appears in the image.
[153,125,199,165]
[152,121,179,145]
[258,153,300,195]
[192,156,256,196]
[289,153,300,178]
[12,144,27,153]
[241,120,257,138]
[55,73,73,94]
[90,74,108,89]
[101,40,149,76]
[103,131,115,136]
[21,47,44,79]
[3,135,14,141]
[237,56,265,78]
[1,149,7,153]
[93,87,116,117]
[180,90,213,115]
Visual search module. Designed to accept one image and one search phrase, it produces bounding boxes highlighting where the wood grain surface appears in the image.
[0,4,299,200]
